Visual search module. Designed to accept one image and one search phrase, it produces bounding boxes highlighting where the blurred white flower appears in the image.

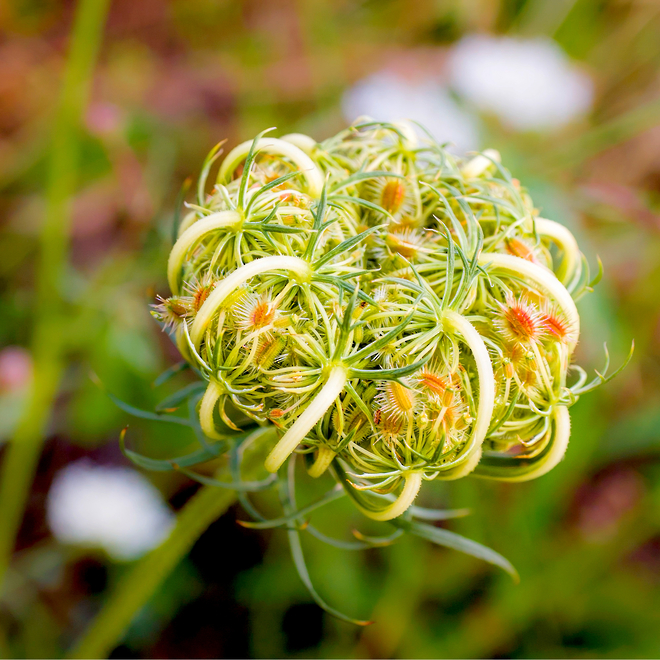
[341,70,480,153]
[448,34,594,131]
[47,460,175,561]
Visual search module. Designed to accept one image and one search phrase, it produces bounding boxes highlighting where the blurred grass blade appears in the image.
[0,0,110,591]
[408,505,471,521]
[68,428,273,658]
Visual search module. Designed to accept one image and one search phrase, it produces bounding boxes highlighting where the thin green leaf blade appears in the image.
[397,519,519,581]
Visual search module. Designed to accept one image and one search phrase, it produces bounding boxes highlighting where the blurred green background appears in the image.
[1,0,660,657]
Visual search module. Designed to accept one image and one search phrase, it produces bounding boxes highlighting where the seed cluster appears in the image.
[155,121,604,520]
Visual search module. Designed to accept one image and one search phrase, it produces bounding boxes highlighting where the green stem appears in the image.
[264,365,347,473]
[307,446,336,478]
[443,310,496,468]
[0,0,110,591]
[67,485,237,659]
[68,428,275,658]
[167,210,242,294]
[357,472,424,521]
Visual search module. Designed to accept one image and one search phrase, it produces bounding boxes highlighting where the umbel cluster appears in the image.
[154,121,606,521]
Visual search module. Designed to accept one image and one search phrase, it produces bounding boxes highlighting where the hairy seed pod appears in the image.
[155,121,626,521]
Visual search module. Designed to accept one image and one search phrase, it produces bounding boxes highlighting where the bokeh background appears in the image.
[1,0,660,657]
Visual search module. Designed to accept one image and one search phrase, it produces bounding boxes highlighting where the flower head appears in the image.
[375,410,405,447]
[495,294,546,345]
[148,121,621,540]
[504,237,540,264]
[376,379,417,420]
[234,292,278,333]
[183,273,216,312]
[151,295,190,330]
[540,303,578,345]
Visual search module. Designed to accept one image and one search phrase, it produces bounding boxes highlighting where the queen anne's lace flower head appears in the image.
[154,121,625,522]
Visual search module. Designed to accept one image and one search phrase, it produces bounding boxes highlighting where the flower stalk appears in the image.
[308,446,337,478]
[167,210,242,294]
[265,366,347,473]
[67,429,276,659]
[357,472,423,521]
[443,310,495,469]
